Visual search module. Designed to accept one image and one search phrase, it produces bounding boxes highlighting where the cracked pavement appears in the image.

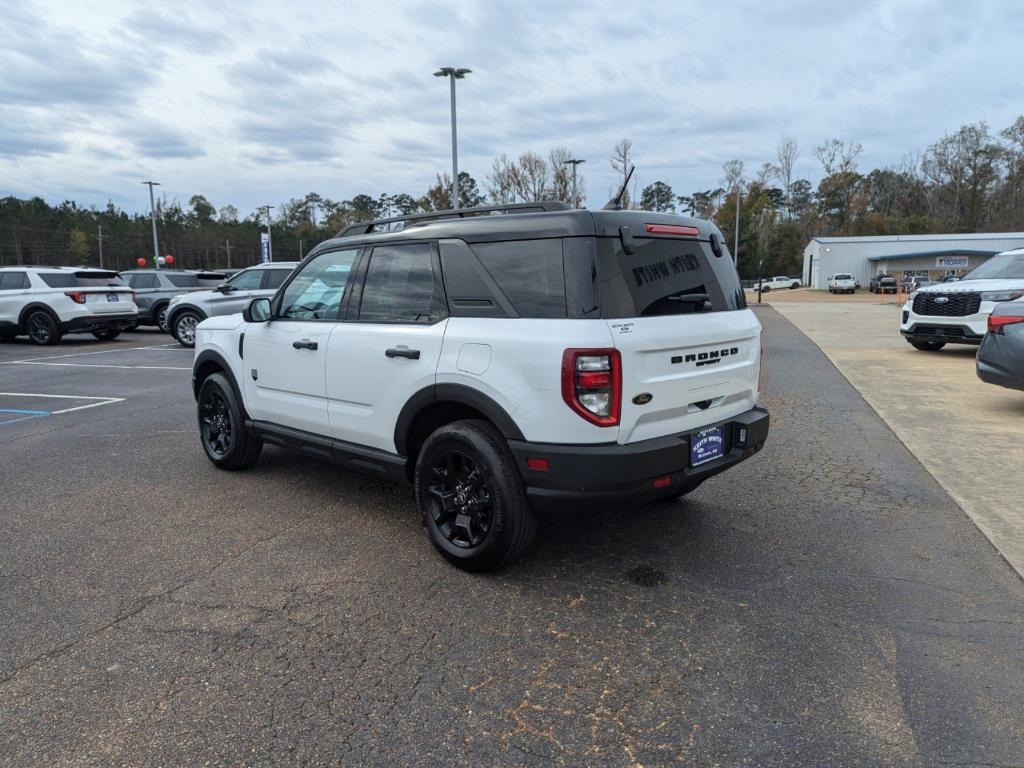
[0,314,1022,767]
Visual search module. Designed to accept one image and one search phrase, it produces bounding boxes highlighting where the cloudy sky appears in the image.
[2,0,1021,217]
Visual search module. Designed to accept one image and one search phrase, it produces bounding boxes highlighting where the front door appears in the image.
[243,248,359,435]
[326,243,447,453]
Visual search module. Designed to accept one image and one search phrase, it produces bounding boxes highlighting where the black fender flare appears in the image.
[18,303,61,332]
[192,349,244,407]
[167,304,207,333]
[394,383,525,457]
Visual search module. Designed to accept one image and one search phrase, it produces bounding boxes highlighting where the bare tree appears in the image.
[486,154,517,204]
[548,146,573,203]
[510,151,551,203]
[756,162,778,186]
[814,139,863,175]
[722,159,745,191]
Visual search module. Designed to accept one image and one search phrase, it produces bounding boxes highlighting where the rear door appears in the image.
[325,243,447,453]
[242,249,359,435]
[207,268,268,316]
[596,234,761,445]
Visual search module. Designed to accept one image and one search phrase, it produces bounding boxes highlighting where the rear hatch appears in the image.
[66,271,134,313]
[594,218,760,444]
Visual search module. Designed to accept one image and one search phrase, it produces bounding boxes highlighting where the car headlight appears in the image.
[980,291,1024,302]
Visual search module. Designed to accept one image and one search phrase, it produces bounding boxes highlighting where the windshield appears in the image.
[962,252,1024,280]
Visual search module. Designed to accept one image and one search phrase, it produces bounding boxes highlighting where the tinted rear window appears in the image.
[165,274,199,287]
[596,237,745,318]
[263,269,291,290]
[470,239,566,318]
[39,273,77,288]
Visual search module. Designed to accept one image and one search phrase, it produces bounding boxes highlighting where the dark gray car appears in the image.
[120,269,227,331]
[977,301,1024,392]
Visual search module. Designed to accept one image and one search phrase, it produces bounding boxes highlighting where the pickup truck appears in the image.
[869,274,898,294]
[828,274,857,294]
[754,275,801,292]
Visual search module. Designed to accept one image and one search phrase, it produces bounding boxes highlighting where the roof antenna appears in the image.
[603,165,635,210]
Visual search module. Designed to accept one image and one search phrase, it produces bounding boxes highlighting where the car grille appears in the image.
[913,325,983,341]
[912,292,981,317]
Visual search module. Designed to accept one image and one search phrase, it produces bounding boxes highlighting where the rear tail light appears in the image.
[65,291,86,304]
[561,348,621,426]
[989,314,1024,334]
[644,223,700,237]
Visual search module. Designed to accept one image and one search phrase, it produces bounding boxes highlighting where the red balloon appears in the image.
[137,258,146,267]
[165,254,175,265]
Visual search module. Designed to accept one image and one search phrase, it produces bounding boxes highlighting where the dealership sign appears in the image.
[936,256,969,268]
[260,233,270,264]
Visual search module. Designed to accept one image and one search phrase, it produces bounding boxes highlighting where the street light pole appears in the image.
[142,181,160,267]
[733,183,741,270]
[434,67,471,209]
[563,159,586,208]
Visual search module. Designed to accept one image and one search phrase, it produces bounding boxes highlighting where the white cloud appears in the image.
[1,0,1022,215]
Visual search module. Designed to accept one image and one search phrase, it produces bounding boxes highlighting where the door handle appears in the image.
[385,347,420,360]
[293,339,318,350]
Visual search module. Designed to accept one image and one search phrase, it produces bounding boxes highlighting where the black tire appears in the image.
[761,285,771,292]
[197,373,262,470]
[25,310,62,346]
[414,419,537,573]
[173,310,202,348]
[92,329,121,341]
[153,303,169,332]
[789,283,799,289]
[909,340,946,352]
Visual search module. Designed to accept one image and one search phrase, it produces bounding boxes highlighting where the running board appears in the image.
[246,420,409,484]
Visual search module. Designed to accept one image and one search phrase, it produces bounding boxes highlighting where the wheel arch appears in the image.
[168,304,206,332]
[18,303,61,332]
[395,384,525,465]
[192,349,245,410]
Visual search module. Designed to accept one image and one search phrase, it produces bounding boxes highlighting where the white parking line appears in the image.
[11,344,188,363]
[0,392,124,416]
[11,361,190,371]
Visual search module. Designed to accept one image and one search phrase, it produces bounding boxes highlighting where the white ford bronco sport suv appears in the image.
[900,248,1024,351]
[190,202,769,571]
[0,267,137,345]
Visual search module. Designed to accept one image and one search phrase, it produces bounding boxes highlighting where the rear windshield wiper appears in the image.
[667,293,711,304]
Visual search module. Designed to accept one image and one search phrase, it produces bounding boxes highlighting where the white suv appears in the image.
[900,248,1024,351]
[0,267,137,345]
[190,204,770,571]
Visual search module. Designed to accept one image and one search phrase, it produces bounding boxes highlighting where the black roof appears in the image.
[312,208,718,254]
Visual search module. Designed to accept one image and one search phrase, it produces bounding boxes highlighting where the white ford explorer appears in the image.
[189,203,770,571]
[900,248,1024,351]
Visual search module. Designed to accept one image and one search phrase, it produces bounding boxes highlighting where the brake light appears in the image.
[561,348,621,427]
[989,314,1024,334]
[645,223,700,237]
[65,291,86,304]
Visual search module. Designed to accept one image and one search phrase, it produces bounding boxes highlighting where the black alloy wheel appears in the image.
[200,386,233,458]
[427,450,494,549]
[26,311,60,346]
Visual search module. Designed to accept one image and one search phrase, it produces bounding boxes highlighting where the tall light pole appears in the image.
[434,67,471,209]
[562,158,586,208]
[142,181,160,267]
[258,205,274,262]
[733,184,741,269]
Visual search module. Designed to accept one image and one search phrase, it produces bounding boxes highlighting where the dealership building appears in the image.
[801,232,1024,289]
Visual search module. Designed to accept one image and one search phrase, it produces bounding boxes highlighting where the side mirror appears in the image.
[243,297,272,323]
[216,284,232,294]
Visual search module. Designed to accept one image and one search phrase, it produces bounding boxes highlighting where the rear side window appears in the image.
[72,271,125,287]
[470,239,566,318]
[262,269,291,290]
[597,237,745,318]
[358,244,443,323]
[39,273,77,288]
[165,274,199,288]
[0,271,29,289]
[131,274,158,289]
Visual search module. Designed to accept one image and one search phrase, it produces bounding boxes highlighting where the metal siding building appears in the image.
[802,233,1024,289]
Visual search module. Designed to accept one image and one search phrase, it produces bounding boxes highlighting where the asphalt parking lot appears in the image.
[1,315,1023,767]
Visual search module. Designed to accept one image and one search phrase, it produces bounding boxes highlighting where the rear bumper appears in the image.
[976,335,1024,391]
[509,406,769,510]
[60,313,139,333]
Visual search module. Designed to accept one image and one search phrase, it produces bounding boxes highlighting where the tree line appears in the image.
[2,116,1022,278]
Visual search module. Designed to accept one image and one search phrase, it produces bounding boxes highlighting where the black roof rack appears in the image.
[335,201,571,238]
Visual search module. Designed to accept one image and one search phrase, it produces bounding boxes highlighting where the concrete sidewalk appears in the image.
[759,297,1024,578]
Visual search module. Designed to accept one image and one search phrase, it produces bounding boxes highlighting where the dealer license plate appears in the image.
[690,426,725,467]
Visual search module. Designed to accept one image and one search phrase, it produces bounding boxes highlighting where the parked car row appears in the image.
[0,263,298,346]
[894,247,1024,393]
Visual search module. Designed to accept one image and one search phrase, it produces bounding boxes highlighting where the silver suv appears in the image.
[167,262,296,347]
[120,269,227,331]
